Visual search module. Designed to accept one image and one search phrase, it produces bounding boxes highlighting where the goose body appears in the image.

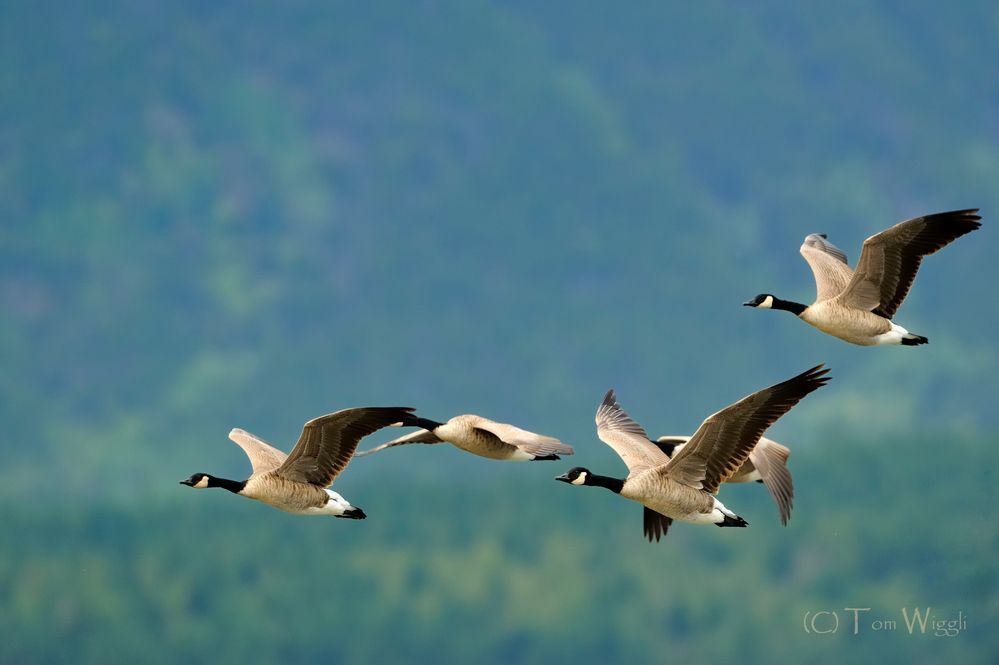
[181,407,417,519]
[744,209,981,345]
[240,474,352,516]
[618,470,738,525]
[556,365,829,541]
[356,413,573,461]
[655,435,794,525]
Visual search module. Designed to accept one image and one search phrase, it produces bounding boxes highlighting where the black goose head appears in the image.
[651,438,677,456]
[743,293,807,315]
[556,467,624,493]
[743,293,776,308]
[555,467,592,486]
[180,473,246,494]
[180,472,210,488]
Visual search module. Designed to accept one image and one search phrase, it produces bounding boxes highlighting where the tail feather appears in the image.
[338,506,366,520]
[901,334,928,346]
[716,514,748,528]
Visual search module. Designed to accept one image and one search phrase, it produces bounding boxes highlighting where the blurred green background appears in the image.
[1,1,996,662]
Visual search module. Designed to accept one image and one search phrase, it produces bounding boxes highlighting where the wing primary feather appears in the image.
[275,407,417,486]
[664,365,829,494]
[643,508,673,542]
[841,208,981,318]
[596,389,650,439]
[595,390,671,475]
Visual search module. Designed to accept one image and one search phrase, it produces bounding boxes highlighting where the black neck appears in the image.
[208,475,247,494]
[405,415,445,431]
[772,297,807,316]
[586,474,625,494]
[650,438,676,457]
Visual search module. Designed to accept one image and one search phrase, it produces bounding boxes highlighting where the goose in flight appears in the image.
[744,209,981,345]
[653,435,793,525]
[180,407,417,518]
[556,366,829,541]
[356,414,573,461]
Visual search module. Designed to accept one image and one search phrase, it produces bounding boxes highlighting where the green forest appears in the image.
[3,432,994,663]
[1,2,996,663]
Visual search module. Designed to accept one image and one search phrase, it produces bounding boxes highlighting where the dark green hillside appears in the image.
[1,434,994,663]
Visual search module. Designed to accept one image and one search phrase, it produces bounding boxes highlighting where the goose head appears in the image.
[555,467,592,486]
[743,294,776,309]
[180,473,211,488]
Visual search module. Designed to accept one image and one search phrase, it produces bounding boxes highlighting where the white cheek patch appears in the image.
[194,476,210,488]
[571,472,587,486]
[760,295,774,309]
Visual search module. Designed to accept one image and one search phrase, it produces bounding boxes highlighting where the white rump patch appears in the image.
[707,497,739,524]
[320,489,352,516]
[872,322,909,346]
[509,449,534,462]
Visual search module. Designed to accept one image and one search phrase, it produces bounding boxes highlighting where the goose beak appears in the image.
[742,299,756,307]
[554,472,572,484]
[179,478,194,486]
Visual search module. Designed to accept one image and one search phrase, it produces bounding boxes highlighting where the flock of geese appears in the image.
[182,209,981,542]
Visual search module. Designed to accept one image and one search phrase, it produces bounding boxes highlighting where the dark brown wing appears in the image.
[643,508,673,542]
[839,209,981,318]
[663,366,830,494]
[275,407,416,486]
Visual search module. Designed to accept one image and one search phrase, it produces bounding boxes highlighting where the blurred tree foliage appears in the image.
[1,434,994,663]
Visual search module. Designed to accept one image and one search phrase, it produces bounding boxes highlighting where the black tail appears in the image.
[716,514,748,528]
[531,453,561,461]
[338,506,366,520]
[398,414,444,431]
[901,334,929,346]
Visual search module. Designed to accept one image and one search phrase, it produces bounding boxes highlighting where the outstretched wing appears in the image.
[228,428,288,476]
[643,508,673,542]
[595,390,670,477]
[800,233,855,302]
[838,209,981,318]
[749,437,794,526]
[275,407,415,486]
[473,419,574,458]
[354,428,443,458]
[663,366,829,494]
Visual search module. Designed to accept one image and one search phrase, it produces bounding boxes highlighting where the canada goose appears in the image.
[180,407,416,518]
[556,365,829,541]
[355,414,573,461]
[744,209,981,345]
[653,435,793,525]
